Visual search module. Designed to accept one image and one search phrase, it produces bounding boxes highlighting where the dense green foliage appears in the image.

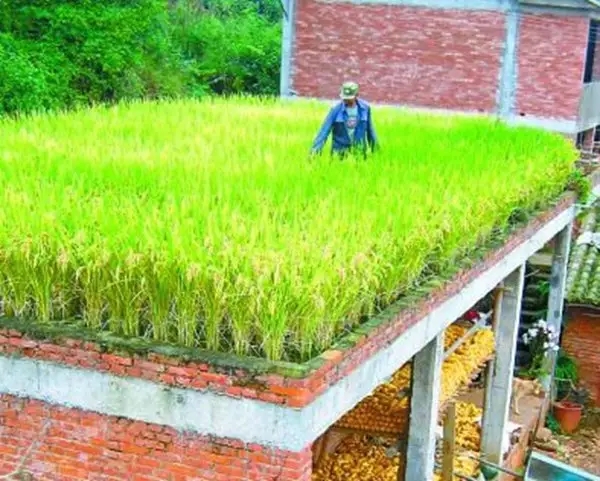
[0,98,578,361]
[0,0,282,116]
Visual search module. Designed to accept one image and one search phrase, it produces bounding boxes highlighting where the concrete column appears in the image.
[404,334,444,481]
[496,0,519,120]
[543,224,573,392]
[279,0,296,97]
[481,264,525,465]
[581,127,596,152]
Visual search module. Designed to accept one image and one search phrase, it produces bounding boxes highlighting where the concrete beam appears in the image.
[543,224,573,391]
[0,203,575,452]
[405,334,444,481]
[481,264,526,464]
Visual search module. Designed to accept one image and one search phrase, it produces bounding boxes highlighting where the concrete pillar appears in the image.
[279,0,296,97]
[543,224,573,392]
[404,334,444,481]
[582,127,596,152]
[496,0,519,120]
[481,264,525,465]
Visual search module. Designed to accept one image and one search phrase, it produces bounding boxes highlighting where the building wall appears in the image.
[562,307,600,405]
[291,1,505,112]
[516,13,588,120]
[0,394,312,481]
[289,1,590,130]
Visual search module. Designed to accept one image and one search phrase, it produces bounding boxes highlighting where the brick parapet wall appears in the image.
[562,307,600,405]
[0,394,312,481]
[0,194,578,410]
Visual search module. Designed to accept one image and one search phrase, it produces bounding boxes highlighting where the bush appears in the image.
[0,0,185,115]
[0,34,59,115]
[0,0,283,116]
[170,0,282,96]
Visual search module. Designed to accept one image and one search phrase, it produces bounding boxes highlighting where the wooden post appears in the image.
[442,403,457,481]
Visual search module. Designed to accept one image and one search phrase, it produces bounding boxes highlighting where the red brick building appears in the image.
[563,200,600,404]
[280,0,600,137]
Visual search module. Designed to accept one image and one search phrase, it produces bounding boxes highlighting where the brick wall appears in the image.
[516,13,588,120]
[292,1,505,112]
[0,395,312,481]
[562,307,600,405]
[291,1,590,121]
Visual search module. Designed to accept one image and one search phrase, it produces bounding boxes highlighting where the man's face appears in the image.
[343,96,357,107]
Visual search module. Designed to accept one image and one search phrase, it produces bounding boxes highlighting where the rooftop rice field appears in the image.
[0,97,578,361]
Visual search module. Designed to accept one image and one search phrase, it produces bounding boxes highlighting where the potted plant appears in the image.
[547,348,586,434]
[552,391,585,434]
[520,319,559,381]
[554,350,578,404]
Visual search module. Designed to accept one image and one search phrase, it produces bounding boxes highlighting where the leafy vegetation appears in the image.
[545,412,563,435]
[0,0,282,116]
[0,98,578,361]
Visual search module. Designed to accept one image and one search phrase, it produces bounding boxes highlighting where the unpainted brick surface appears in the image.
[516,13,588,119]
[0,395,312,481]
[563,309,600,405]
[292,1,504,112]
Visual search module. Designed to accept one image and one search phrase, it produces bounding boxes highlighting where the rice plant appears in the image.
[0,97,577,361]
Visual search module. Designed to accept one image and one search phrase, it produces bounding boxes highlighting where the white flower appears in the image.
[523,334,530,345]
[547,325,555,333]
[537,319,547,328]
[543,342,549,349]
[529,328,538,338]
[553,345,559,352]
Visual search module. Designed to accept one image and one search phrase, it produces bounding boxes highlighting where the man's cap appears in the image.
[340,81,359,100]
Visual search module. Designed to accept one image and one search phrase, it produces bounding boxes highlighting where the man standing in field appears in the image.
[310,81,378,157]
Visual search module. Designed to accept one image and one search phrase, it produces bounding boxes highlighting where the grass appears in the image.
[0,97,578,361]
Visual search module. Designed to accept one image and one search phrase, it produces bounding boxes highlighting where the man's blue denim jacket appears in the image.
[310,99,378,155]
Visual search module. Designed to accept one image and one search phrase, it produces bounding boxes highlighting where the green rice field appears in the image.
[0,97,578,361]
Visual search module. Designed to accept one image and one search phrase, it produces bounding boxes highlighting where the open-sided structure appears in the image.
[1,191,595,480]
[1,100,599,480]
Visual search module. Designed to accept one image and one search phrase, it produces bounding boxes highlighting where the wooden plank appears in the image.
[442,403,457,481]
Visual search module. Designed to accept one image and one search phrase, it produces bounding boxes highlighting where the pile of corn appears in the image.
[453,402,483,452]
[314,435,403,481]
[334,322,495,434]
[313,401,483,481]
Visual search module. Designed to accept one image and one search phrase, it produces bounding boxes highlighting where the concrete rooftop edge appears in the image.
[0,195,580,451]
